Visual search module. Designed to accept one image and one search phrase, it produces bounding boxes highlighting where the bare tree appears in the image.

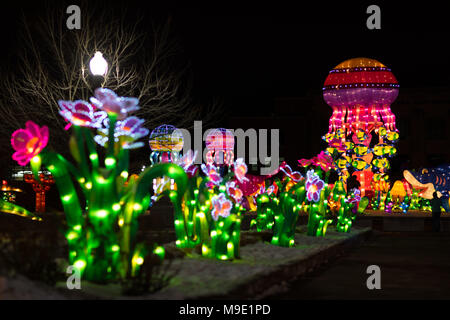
[0,1,221,159]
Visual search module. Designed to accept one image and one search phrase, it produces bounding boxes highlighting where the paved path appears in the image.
[269,231,450,299]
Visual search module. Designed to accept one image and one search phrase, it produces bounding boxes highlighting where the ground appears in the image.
[1,211,449,299]
[269,231,450,300]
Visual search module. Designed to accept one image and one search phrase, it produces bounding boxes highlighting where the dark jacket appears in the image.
[431,197,441,213]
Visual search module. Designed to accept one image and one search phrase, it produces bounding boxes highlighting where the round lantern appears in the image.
[205,128,234,165]
[149,124,184,164]
[323,57,399,134]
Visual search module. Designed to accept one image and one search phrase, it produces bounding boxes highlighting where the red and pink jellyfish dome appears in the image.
[323,57,399,134]
[205,128,235,165]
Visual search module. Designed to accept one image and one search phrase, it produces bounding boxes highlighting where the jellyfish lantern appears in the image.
[205,128,235,166]
[322,58,400,196]
[149,124,184,165]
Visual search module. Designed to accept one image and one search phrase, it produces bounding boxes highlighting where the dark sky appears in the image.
[165,1,450,116]
[2,1,450,116]
[170,2,450,103]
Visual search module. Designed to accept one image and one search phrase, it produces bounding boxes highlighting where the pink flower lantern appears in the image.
[58,100,107,130]
[11,121,49,166]
[90,88,139,120]
[211,193,232,221]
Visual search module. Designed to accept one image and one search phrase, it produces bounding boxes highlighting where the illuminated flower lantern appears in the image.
[24,172,55,213]
[149,124,184,164]
[322,57,400,197]
[205,128,234,166]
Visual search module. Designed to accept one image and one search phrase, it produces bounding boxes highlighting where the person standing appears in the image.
[431,192,442,232]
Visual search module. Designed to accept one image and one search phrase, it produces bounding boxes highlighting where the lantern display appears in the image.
[149,124,184,165]
[403,165,450,212]
[7,89,188,282]
[1,180,23,203]
[205,128,234,166]
[24,172,55,213]
[149,125,183,196]
[352,170,373,199]
[322,57,399,197]
[391,180,407,202]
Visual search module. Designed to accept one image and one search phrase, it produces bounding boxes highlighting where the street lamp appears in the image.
[89,51,108,76]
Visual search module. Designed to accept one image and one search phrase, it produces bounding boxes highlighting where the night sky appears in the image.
[170,2,450,115]
[2,1,450,118]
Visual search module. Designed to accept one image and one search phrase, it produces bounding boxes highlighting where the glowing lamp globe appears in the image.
[89,51,108,76]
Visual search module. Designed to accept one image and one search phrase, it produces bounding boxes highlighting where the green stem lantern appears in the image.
[304,169,332,237]
[9,89,189,282]
[167,156,245,260]
[251,165,309,247]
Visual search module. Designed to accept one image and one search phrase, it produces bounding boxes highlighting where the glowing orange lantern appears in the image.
[390,180,407,202]
[24,173,55,213]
